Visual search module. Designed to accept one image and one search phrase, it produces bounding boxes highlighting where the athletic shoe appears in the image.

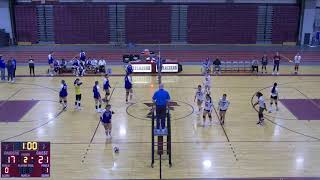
[256,121,261,125]
[272,72,275,75]
[268,110,272,113]
[96,109,100,113]
[276,72,279,75]
[276,107,279,111]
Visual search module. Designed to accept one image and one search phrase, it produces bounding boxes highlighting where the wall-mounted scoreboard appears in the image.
[1,142,50,178]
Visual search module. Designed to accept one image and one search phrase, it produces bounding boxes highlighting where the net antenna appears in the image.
[157,41,161,84]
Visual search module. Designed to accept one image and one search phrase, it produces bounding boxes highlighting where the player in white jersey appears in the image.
[253,92,267,125]
[218,94,230,125]
[194,85,205,113]
[294,52,301,74]
[269,83,279,113]
[203,73,211,94]
[202,93,214,127]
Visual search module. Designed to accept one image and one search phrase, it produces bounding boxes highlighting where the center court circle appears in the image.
[126,100,194,121]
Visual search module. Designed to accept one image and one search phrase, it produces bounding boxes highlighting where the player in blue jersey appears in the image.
[100,104,114,138]
[48,51,54,76]
[125,74,133,103]
[103,74,111,103]
[59,80,68,110]
[93,81,103,112]
[126,62,133,76]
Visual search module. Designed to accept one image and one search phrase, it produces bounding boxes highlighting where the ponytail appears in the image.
[271,83,277,94]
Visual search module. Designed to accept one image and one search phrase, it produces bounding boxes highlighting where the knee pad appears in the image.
[59,100,62,103]
[64,100,67,103]
[208,115,212,118]
[202,116,205,119]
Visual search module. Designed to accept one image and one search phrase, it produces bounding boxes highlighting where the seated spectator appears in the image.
[72,59,80,75]
[76,62,85,77]
[213,58,222,75]
[60,59,66,69]
[251,59,259,73]
[53,59,61,75]
[98,58,106,73]
[85,58,92,66]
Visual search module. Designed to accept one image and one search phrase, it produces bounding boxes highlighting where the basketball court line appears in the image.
[0,105,65,142]
[11,73,320,78]
[0,88,23,108]
[81,82,118,163]
[49,140,320,145]
[212,108,239,161]
[294,87,320,110]
[250,84,320,141]
[0,84,65,142]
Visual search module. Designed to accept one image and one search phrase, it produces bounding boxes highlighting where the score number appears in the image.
[22,142,38,150]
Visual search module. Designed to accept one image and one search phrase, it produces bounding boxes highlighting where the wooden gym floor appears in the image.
[1,65,320,180]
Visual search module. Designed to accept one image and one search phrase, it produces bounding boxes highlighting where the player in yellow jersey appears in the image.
[74,78,83,110]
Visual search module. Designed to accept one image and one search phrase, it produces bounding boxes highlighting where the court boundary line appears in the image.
[125,99,194,121]
[250,81,320,141]
[212,108,239,161]
[81,82,117,163]
[48,140,320,145]
[0,101,64,142]
[0,83,65,142]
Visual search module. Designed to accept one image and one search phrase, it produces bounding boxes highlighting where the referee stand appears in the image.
[151,105,172,169]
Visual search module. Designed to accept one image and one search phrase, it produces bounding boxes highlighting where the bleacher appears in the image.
[272,5,300,44]
[187,4,258,44]
[15,5,38,43]
[54,5,109,44]
[125,5,171,43]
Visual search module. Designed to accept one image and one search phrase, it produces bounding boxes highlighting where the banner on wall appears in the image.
[132,64,152,73]
[156,64,179,73]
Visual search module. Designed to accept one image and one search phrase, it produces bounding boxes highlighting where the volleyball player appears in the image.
[203,93,214,127]
[218,94,230,125]
[103,74,111,103]
[59,80,68,110]
[269,83,279,113]
[254,92,267,125]
[203,72,211,94]
[125,74,133,103]
[93,81,102,112]
[74,78,83,110]
[100,104,113,138]
[48,51,54,76]
[294,52,302,74]
[194,85,205,113]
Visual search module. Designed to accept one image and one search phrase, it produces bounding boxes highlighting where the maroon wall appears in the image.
[125,5,171,43]
[54,5,109,44]
[272,5,300,44]
[188,4,258,44]
[15,5,38,43]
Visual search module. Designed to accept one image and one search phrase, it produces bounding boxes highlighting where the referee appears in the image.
[152,83,170,132]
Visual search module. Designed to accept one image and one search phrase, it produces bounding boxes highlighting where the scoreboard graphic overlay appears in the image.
[1,142,50,178]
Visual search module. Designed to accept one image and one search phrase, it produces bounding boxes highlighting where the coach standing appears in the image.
[152,83,171,132]
[0,55,5,81]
